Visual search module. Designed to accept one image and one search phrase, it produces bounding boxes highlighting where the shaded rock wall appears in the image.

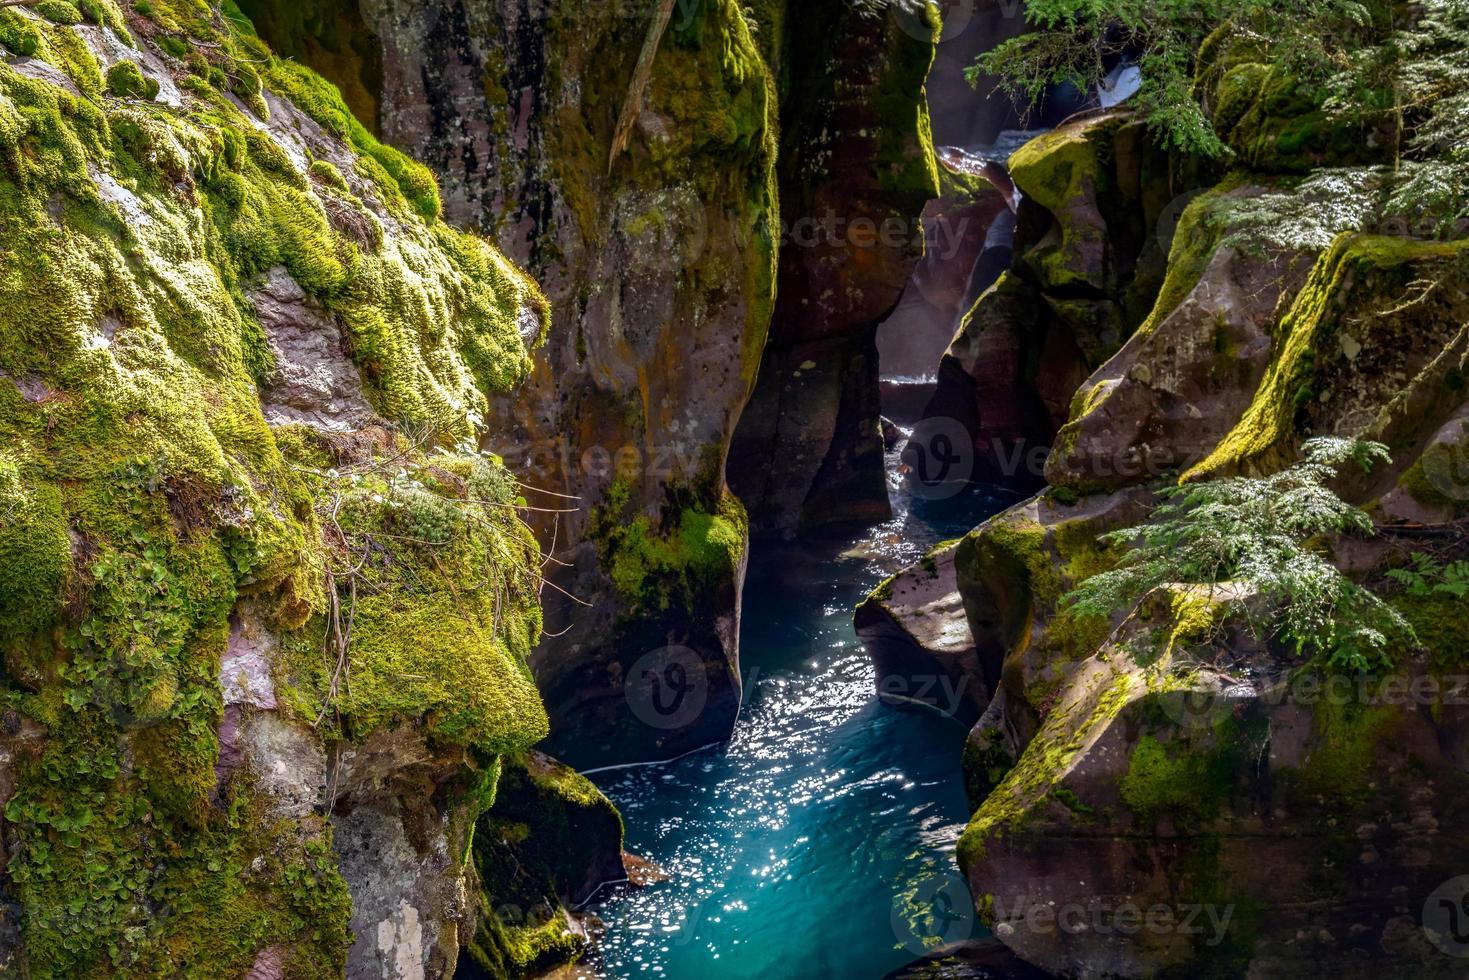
[727,0,939,539]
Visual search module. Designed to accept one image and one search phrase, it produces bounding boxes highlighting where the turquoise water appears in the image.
[583,457,1014,979]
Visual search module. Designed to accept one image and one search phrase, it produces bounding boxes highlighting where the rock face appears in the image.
[937,17,1469,977]
[727,0,938,538]
[854,541,991,727]
[254,0,780,768]
[959,589,1469,980]
[876,178,1011,383]
[0,0,598,975]
[460,751,626,978]
[920,112,1189,492]
[1044,185,1316,490]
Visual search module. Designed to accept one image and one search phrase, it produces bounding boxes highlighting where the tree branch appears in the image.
[608,0,678,174]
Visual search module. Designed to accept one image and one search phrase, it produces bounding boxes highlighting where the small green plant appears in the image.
[34,0,83,25]
[1386,553,1469,599]
[1064,438,1414,671]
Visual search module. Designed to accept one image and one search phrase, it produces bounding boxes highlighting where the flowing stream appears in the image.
[583,437,1015,978]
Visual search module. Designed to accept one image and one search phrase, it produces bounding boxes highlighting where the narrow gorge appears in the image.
[0,0,1465,977]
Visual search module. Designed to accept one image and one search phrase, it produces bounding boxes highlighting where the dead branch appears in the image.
[608,0,678,174]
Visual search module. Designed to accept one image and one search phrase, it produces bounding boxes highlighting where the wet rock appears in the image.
[882,939,1053,979]
[877,183,1011,385]
[856,541,989,727]
[958,589,1469,979]
[331,728,487,980]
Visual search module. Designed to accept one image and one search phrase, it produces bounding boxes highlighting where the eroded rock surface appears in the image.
[728,0,938,538]
[855,541,990,726]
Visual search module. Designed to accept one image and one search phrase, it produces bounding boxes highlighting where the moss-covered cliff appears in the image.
[245,0,781,769]
[864,3,1469,977]
[0,0,568,973]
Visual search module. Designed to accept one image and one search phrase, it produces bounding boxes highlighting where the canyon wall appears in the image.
[726,0,938,538]
[0,0,637,974]
[246,0,946,765]
[864,5,1469,976]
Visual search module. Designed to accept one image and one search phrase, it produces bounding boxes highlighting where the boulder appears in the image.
[856,540,990,726]
[1045,186,1316,490]
[920,113,1196,494]
[958,589,1469,979]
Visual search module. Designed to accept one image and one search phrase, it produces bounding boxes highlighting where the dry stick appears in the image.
[608,0,678,174]
[516,481,581,501]
[0,0,42,8]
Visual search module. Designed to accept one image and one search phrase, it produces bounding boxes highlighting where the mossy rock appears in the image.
[462,751,625,980]
[105,59,159,100]
[0,0,551,970]
[1189,234,1469,480]
[35,0,83,25]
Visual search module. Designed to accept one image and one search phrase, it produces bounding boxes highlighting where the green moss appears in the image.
[1289,696,1391,804]
[464,752,623,979]
[1189,233,1469,480]
[35,0,82,25]
[958,670,1138,869]
[1119,733,1231,823]
[0,452,70,641]
[275,451,549,753]
[871,7,940,199]
[1397,431,1469,519]
[231,0,383,135]
[0,11,43,57]
[962,725,1017,807]
[105,60,159,101]
[969,513,1119,669]
[0,0,553,969]
[1393,592,1469,667]
[1010,119,1111,289]
[593,478,747,618]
